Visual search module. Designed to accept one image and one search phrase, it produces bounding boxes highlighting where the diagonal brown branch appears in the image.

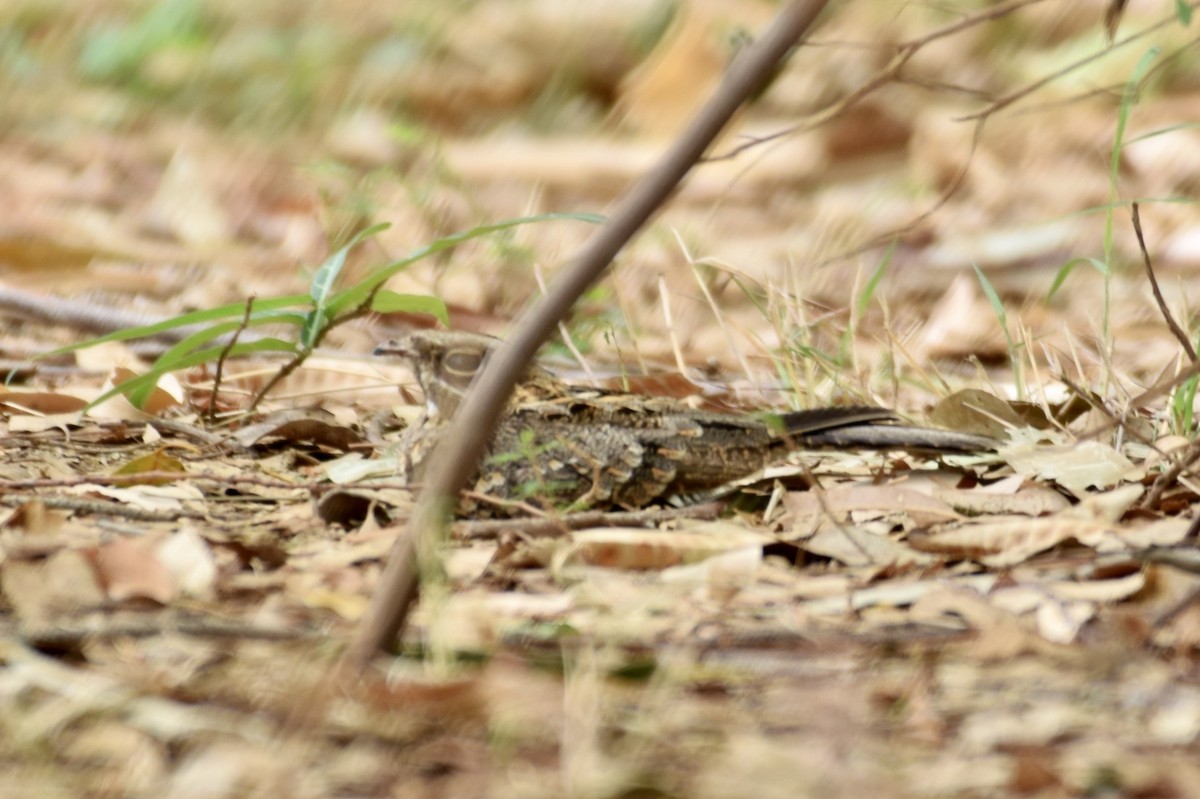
[340,0,832,673]
[1133,203,1197,363]
[209,295,255,423]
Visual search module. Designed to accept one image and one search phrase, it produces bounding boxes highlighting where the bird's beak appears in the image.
[373,340,411,357]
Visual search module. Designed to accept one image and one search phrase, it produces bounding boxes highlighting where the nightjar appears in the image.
[375,330,994,515]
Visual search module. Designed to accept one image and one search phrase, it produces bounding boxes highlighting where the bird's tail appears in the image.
[776,406,997,453]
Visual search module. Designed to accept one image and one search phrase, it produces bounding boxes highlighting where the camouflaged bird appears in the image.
[374,330,995,515]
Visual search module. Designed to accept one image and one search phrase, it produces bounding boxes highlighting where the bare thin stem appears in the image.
[209,295,255,423]
[1133,203,1197,363]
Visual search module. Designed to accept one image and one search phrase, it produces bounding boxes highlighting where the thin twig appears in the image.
[1133,203,1197,363]
[1071,359,1200,444]
[340,0,832,674]
[209,295,256,424]
[4,614,320,648]
[706,0,1044,163]
[0,472,315,491]
[1142,437,1200,511]
[0,492,209,521]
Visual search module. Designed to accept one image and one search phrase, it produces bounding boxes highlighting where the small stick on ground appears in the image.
[1133,203,1197,363]
[1128,203,1200,510]
[1142,437,1200,511]
[6,614,320,648]
[209,295,256,424]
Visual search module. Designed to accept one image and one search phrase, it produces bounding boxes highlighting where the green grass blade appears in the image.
[856,241,892,318]
[1046,256,1109,300]
[35,294,312,360]
[972,263,1007,328]
[324,212,603,317]
[149,319,303,377]
[94,338,296,409]
[370,291,449,324]
[303,222,390,348]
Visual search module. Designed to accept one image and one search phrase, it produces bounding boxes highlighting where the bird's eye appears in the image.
[442,349,484,378]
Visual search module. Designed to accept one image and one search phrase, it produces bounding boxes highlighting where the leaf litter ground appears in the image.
[2,1,1200,796]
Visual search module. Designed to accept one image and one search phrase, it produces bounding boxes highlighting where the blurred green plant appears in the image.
[37,212,602,413]
[972,263,1025,401]
[79,0,210,84]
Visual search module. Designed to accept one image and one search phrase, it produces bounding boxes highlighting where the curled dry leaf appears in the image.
[933,484,1071,517]
[556,527,767,571]
[1,499,68,535]
[660,545,763,601]
[909,516,1109,568]
[7,411,83,433]
[112,449,188,485]
[783,485,960,538]
[234,409,363,452]
[156,529,217,598]
[75,484,201,512]
[917,491,1173,568]
[1064,483,1145,524]
[0,549,106,620]
[801,525,934,568]
[0,390,89,415]
[87,536,174,603]
[908,586,1046,660]
[1038,570,1147,604]
[802,574,999,617]
[1002,438,1143,496]
[1074,517,1192,553]
[1034,598,1094,644]
[929,388,1030,439]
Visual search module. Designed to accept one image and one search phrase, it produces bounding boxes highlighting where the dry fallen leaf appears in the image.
[87,536,174,603]
[909,516,1106,567]
[783,484,961,537]
[1003,437,1143,496]
[556,527,767,572]
[0,548,106,620]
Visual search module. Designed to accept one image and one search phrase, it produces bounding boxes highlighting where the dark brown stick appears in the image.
[1133,203,1197,363]
[340,0,832,673]
[210,295,256,423]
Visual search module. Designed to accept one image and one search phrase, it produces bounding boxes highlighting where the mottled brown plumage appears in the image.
[374,330,994,515]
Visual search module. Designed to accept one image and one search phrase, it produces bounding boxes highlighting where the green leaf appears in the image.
[1177,0,1192,26]
[34,294,312,360]
[324,212,603,317]
[303,222,391,348]
[1124,121,1200,146]
[148,320,302,378]
[857,241,892,318]
[1045,256,1110,300]
[94,338,295,410]
[310,223,389,306]
[370,291,449,325]
[971,263,1006,328]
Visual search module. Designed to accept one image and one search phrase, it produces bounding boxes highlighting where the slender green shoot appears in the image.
[972,263,1025,400]
[838,240,893,366]
[37,212,602,411]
